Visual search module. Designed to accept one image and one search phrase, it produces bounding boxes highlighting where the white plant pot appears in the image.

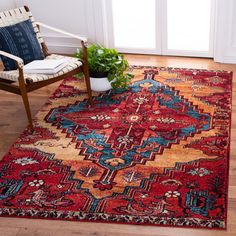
[90,76,113,92]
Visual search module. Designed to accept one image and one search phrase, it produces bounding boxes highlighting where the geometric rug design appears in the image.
[0,66,232,229]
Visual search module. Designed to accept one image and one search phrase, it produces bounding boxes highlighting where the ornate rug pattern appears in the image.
[0,66,232,229]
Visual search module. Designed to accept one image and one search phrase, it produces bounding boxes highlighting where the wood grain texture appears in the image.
[0,55,235,236]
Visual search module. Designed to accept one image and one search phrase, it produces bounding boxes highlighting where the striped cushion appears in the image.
[0,19,44,71]
[0,54,82,83]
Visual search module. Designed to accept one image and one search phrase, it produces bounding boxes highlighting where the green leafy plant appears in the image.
[76,44,133,89]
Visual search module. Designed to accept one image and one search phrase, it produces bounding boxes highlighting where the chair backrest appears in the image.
[0,6,47,54]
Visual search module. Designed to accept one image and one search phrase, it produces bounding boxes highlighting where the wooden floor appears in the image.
[0,55,235,236]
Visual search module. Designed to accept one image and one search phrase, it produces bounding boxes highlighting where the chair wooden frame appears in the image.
[0,6,92,129]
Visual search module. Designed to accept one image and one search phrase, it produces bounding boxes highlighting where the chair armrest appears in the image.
[0,50,24,69]
[35,22,88,43]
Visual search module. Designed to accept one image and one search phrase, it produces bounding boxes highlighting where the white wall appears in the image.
[13,0,106,54]
[0,0,16,11]
[214,0,236,63]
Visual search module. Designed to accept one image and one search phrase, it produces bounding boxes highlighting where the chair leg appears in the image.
[81,41,93,105]
[20,89,33,130]
[82,66,93,105]
[18,68,33,130]
[84,73,93,104]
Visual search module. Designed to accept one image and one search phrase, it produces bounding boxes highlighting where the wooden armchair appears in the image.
[0,6,92,129]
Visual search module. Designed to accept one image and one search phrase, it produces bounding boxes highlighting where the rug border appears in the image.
[0,211,226,231]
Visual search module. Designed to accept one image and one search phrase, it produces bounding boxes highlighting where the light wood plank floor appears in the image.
[0,55,235,236]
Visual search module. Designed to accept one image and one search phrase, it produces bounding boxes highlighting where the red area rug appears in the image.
[0,66,232,229]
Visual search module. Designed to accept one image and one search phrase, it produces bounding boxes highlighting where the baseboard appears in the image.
[214,55,236,64]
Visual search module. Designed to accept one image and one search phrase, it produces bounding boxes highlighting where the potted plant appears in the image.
[76,44,133,92]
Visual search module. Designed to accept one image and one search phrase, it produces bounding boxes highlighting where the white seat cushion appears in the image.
[0,54,82,83]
